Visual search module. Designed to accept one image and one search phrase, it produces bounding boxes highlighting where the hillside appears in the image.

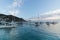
[0,14,26,22]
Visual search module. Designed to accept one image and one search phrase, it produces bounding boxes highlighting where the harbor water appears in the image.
[0,22,60,40]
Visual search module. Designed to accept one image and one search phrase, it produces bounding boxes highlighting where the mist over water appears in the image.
[0,22,60,40]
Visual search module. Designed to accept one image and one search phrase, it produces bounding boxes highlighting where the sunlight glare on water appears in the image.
[48,23,60,38]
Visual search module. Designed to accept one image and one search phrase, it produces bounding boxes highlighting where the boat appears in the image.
[35,22,39,26]
[0,20,17,29]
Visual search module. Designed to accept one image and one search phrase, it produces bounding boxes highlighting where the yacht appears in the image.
[0,20,17,29]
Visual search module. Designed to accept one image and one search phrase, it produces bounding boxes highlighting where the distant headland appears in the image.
[0,14,26,22]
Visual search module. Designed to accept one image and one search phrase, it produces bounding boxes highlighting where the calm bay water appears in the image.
[0,23,60,40]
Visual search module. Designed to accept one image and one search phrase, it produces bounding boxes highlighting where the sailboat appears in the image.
[0,15,17,29]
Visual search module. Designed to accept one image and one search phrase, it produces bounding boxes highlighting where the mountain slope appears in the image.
[0,14,26,22]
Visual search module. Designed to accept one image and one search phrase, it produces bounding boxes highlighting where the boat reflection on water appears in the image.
[2,28,12,33]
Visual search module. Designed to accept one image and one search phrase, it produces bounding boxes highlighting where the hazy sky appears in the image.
[0,0,60,20]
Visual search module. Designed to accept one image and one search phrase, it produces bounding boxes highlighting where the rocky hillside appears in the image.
[0,14,26,22]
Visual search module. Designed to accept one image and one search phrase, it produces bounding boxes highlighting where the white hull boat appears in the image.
[0,21,17,29]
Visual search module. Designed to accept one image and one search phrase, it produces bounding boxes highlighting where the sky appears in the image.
[0,0,60,20]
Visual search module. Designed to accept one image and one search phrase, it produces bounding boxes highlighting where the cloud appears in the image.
[29,9,60,21]
[40,9,60,20]
[12,0,23,7]
[8,0,23,16]
[9,10,19,16]
[44,15,60,20]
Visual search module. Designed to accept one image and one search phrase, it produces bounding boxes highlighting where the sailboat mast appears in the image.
[38,12,40,21]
